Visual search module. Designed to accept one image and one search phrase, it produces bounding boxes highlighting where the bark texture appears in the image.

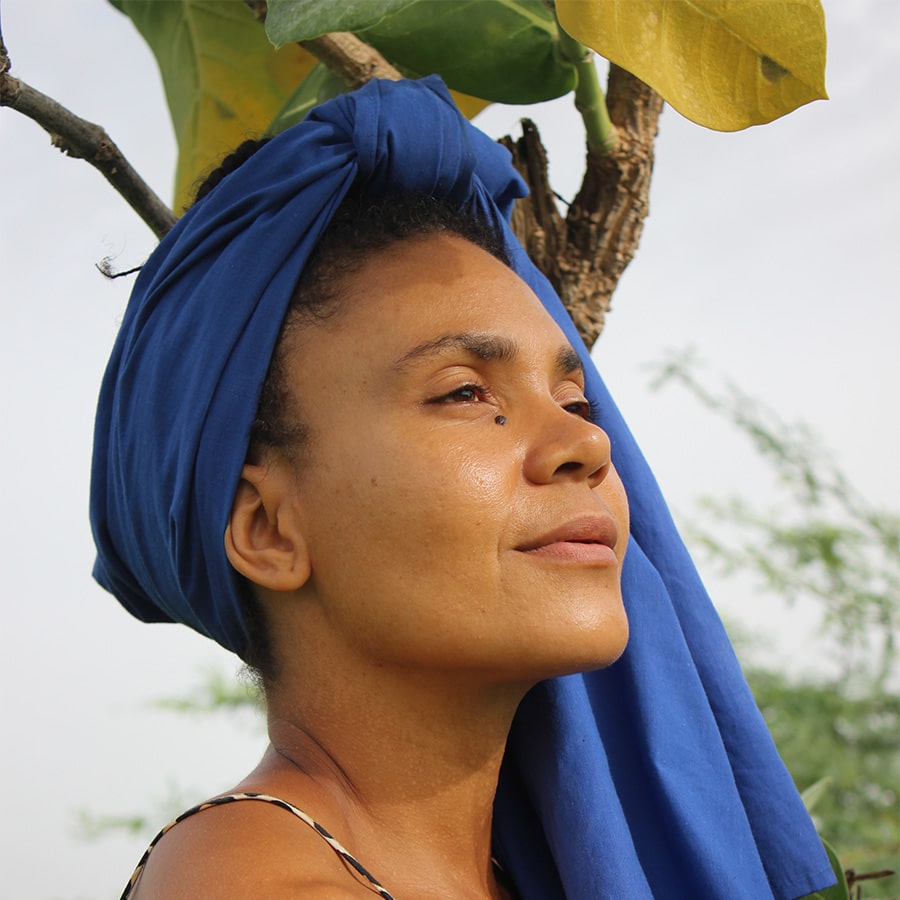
[504,65,663,348]
[270,7,664,347]
[300,32,403,88]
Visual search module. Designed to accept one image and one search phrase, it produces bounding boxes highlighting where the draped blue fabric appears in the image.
[90,76,833,899]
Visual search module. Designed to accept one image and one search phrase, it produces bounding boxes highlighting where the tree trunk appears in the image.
[504,65,663,348]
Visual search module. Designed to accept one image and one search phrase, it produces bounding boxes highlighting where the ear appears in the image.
[224,463,312,592]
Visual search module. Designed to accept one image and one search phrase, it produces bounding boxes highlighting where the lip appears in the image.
[516,515,620,564]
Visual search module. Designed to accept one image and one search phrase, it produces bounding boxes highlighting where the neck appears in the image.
[255,662,528,898]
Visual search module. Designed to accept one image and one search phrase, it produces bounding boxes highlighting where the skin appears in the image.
[134,234,629,899]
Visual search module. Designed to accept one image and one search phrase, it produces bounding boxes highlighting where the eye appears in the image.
[431,383,490,404]
[563,398,593,421]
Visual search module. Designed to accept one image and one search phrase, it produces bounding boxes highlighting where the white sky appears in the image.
[1,1,897,896]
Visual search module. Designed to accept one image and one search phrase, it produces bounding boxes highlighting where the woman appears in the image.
[91,77,833,898]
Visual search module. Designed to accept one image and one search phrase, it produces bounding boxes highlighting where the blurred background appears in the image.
[1,1,897,896]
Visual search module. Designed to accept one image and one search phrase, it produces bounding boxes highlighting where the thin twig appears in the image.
[846,867,897,886]
[242,0,268,22]
[0,35,176,239]
[96,259,143,280]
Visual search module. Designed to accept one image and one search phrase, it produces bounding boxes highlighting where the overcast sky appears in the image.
[2,2,897,896]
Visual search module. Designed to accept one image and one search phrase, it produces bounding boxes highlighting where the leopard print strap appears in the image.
[119,791,395,899]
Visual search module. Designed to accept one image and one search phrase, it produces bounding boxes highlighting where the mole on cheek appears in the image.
[370,476,378,487]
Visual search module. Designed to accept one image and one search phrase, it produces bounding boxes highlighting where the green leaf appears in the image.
[266,68,490,137]
[800,776,832,814]
[111,0,315,210]
[556,0,828,131]
[795,838,850,900]
[266,0,418,42]
[266,0,577,104]
[267,63,349,135]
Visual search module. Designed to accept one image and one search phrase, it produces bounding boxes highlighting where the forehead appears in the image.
[316,233,568,354]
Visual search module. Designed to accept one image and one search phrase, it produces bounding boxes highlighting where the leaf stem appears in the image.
[552,7,617,154]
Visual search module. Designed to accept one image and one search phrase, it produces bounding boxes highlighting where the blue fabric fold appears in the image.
[90,75,833,898]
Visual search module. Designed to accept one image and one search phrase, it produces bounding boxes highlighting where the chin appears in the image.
[563,629,629,677]
[527,602,630,682]
[580,625,629,673]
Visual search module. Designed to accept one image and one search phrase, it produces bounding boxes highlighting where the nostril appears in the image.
[587,461,611,488]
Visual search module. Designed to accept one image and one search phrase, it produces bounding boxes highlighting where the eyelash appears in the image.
[431,384,594,421]
[432,383,491,404]
[565,399,594,421]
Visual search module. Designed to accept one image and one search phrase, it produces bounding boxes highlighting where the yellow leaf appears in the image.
[174,40,315,210]
[556,0,828,131]
[450,90,492,119]
[117,1,315,211]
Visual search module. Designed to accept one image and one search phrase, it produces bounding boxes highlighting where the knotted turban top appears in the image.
[90,76,833,899]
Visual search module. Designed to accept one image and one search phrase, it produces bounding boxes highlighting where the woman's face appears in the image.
[277,233,629,683]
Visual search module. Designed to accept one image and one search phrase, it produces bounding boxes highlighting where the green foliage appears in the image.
[651,349,898,688]
[799,838,850,899]
[269,63,350,134]
[111,0,828,208]
[265,0,417,38]
[652,351,899,897]
[749,669,898,896]
[110,0,317,208]
[267,0,577,104]
[76,778,208,842]
[152,666,264,715]
[74,670,265,844]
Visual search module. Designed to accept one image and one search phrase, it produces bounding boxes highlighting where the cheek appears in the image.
[367,439,511,543]
[299,431,523,660]
[601,464,630,559]
[307,428,515,579]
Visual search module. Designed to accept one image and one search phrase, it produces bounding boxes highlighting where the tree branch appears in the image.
[299,31,402,88]
[254,8,660,349]
[236,1,654,349]
[0,14,9,78]
[563,65,663,345]
[0,35,176,240]
[504,66,663,348]
[502,120,565,285]
[240,1,402,88]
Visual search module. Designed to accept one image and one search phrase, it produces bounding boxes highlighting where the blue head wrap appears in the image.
[90,76,833,898]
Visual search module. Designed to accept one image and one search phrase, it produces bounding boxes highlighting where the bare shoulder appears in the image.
[130,795,373,899]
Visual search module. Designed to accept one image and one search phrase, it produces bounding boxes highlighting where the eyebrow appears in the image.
[392,331,584,379]
[555,344,584,378]
[393,333,516,371]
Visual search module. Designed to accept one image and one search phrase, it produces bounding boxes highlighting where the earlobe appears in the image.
[224,463,312,592]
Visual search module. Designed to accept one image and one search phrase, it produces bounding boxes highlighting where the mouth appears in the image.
[516,515,620,565]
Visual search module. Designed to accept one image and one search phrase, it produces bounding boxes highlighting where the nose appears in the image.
[523,406,612,489]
